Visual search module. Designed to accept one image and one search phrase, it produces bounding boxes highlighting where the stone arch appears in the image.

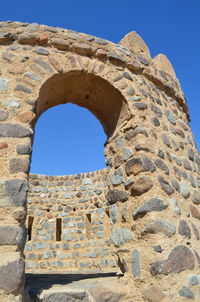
[0,21,199,302]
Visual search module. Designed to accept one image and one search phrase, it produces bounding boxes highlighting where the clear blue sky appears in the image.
[1,0,199,175]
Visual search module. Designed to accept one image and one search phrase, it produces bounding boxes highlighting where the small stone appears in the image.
[169,198,181,215]
[4,97,20,108]
[123,71,132,81]
[151,104,162,117]
[7,66,25,74]
[180,181,190,199]
[191,190,200,204]
[142,218,176,237]
[0,142,8,149]
[106,190,128,204]
[16,144,31,155]
[171,179,180,192]
[155,159,169,175]
[153,245,163,253]
[128,96,142,102]
[162,133,171,148]
[110,227,133,247]
[158,175,174,195]
[18,111,35,123]
[10,158,30,174]
[188,149,195,161]
[27,23,40,31]
[152,116,160,127]
[18,32,38,44]
[133,197,168,219]
[52,38,70,50]
[0,77,9,91]
[48,56,63,73]
[109,204,118,224]
[15,84,32,94]
[39,32,48,45]
[0,123,32,138]
[34,58,53,72]
[0,179,28,207]
[133,102,148,110]
[183,158,192,170]
[34,47,49,55]
[191,222,200,240]
[142,285,166,302]
[178,220,191,238]
[0,225,25,246]
[0,31,14,44]
[131,176,153,196]
[94,38,108,45]
[150,245,195,275]
[0,110,8,121]
[179,286,194,299]
[126,87,135,96]
[190,204,200,219]
[108,52,125,63]
[25,71,42,81]
[188,275,199,285]
[122,147,133,160]
[71,43,93,56]
[96,49,107,59]
[2,52,15,62]
[125,155,155,176]
[165,110,176,125]
[131,249,141,277]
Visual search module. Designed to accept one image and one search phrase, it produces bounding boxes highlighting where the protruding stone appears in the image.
[39,33,48,45]
[9,158,30,174]
[155,159,169,175]
[131,176,153,196]
[0,179,28,207]
[0,225,25,245]
[133,197,168,219]
[18,111,35,123]
[71,43,92,56]
[131,249,141,277]
[125,156,156,176]
[191,222,200,240]
[52,38,70,50]
[190,204,200,219]
[120,31,151,59]
[153,54,176,78]
[48,56,63,73]
[16,144,31,155]
[18,32,38,44]
[0,110,8,121]
[0,123,32,137]
[142,285,167,302]
[158,175,174,196]
[142,218,176,237]
[178,220,191,238]
[150,245,195,275]
[179,286,194,299]
[110,227,133,247]
[106,190,128,204]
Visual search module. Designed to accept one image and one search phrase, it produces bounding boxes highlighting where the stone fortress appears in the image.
[0,20,199,302]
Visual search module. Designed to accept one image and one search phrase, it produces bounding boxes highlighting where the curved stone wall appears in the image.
[0,21,199,302]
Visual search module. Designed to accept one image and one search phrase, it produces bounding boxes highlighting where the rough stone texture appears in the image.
[0,252,24,294]
[131,176,153,196]
[142,218,176,237]
[0,179,28,207]
[125,156,156,176]
[0,225,25,245]
[106,189,128,204]
[150,245,195,275]
[0,123,32,137]
[178,219,191,238]
[142,285,167,302]
[133,198,168,219]
[110,227,133,247]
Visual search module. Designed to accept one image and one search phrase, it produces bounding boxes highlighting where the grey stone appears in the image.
[16,144,31,155]
[179,286,194,299]
[152,116,160,127]
[180,181,190,199]
[0,225,25,245]
[155,159,169,175]
[188,275,199,285]
[25,71,42,82]
[0,110,8,121]
[153,245,163,253]
[171,179,180,192]
[169,198,181,215]
[151,104,162,117]
[109,204,118,223]
[128,96,142,102]
[150,245,195,275]
[0,31,14,43]
[122,147,133,161]
[89,282,125,302]
[108,52,125,63]
[158,175,174,196]
[0,179,28,207]
[0,252,24,294]
[125,126,148,141]
[34,58,53,72]
[183,158,192,170]
[162,133,171,148]
[126,87,135,96]
[133,197,168,219]
[15,84,32,94]
[110,227,133,247]
[188,149,195,161]
[133,102,148,110]
[191,222,200,240]
[125,155,155,176]
[110,168,124,185]
[178,220,191,238]
[142,218,176,237]
[165,110,176,125]
[4,97,20,109]
[27,23,40,31]
[2,51,15,62]
[131,249,141,277]
[34,47,49,55]
[94,38,108,45]
[0,77,9,91]
[157,149,165,159]
[123,71,132,81]
[106,190,128,204]
[131,176,153,196]
[10,158,29,174]
[191,190,200,204]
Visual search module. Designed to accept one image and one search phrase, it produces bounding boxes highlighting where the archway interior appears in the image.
[36,71,129,137]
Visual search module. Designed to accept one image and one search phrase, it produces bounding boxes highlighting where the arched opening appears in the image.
[30,103,107,175]
[25,71,128,284]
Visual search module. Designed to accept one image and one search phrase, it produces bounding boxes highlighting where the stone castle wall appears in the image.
[0,20,199,302]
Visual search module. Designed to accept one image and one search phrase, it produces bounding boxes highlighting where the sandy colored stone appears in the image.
[39,32,49,45]
[18,111,36,123]
[120,31,151,59]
